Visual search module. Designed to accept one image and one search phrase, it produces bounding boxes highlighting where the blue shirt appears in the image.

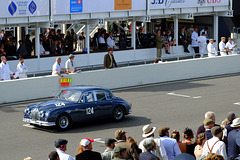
[161,136,181,160]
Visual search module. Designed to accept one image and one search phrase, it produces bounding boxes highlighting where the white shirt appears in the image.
[17,62,28,78]
[65,59,75,72]
[107,36,116,49]
[198,36,207,54]
[207,43,217,56]
[219,41,226,52]
[139,137,168,160]
[200,29,208,37]
[56,149,75,160]
[226,41,235,50]
[99,37,106,44]
[161,136,181,160]
[191,31,199,47]
[202,137,227,160]
[40,43,45,55]
[52,61,62,75]
[0,62,13,80]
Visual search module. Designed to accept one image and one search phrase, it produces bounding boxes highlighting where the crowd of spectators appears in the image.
[23,111,240,160]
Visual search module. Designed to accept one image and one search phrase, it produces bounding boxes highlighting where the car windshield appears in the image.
[55,90,82,103]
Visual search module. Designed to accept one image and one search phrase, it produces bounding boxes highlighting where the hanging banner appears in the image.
[70,0,83,13]
[115,0,132,10]
[0,0,49,18]
[150,0,229,10]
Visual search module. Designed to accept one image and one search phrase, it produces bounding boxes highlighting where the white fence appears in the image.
[1,54,240,104]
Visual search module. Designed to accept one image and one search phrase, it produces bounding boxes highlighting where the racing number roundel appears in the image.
[77,0,81,5]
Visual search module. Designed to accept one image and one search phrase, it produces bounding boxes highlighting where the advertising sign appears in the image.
[0,0,49,18]
[70,0,83,13]
[115,0,132,10]
[150,0,229,10]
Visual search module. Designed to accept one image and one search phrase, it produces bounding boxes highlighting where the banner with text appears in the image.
[150,0,229,10]
[0,0,49,18]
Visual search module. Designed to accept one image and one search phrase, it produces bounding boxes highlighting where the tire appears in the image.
[112,106,125,121]
[56,114,71,130]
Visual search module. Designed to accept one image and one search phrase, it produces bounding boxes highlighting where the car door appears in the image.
[94,90,113,118]
[76,91,97,121]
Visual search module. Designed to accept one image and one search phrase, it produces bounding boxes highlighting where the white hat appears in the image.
[231,118,240,128]
[142,124,156,138]
[80,138,94,147]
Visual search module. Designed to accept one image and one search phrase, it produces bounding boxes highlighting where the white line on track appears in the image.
[234,102,240,105]
[94,138,105,144]
[167,92,202,99]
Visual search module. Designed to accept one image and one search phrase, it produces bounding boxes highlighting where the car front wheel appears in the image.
[56,114,71,130]
[112,106,125,121]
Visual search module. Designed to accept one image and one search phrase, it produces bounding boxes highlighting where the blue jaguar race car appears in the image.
[23,86,132,130]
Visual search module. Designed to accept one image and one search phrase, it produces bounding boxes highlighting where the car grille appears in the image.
[31,108,40,121]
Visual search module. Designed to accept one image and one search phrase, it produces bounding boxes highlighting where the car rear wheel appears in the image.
[112,106,125,121]
[56,114,71,130]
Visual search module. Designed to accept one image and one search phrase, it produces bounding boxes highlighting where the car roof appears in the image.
[63,85,110,92]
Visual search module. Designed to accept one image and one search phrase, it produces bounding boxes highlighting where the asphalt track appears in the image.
[1,74,240,160]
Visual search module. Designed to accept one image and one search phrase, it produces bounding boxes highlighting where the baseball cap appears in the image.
[54,139,68,148]
[80,137,94,147]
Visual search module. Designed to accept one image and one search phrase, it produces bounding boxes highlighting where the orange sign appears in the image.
[115,0,132,10]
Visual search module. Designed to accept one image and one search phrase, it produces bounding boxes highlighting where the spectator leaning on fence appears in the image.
[52,57,68,77]
[17,58,28,79]
[219,37,228,56]
[226,37,237,55]
[65,54,79,73]
[207,39,217,57]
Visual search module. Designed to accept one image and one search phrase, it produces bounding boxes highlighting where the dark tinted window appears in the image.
[95,91,106,101]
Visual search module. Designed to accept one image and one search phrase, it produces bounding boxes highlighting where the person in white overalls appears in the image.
[226,37,237,55]
[219,37,227,56]
[17,58,28,79]
[198,32,207,58]
[207,39,218,57]
[0,56,14,81]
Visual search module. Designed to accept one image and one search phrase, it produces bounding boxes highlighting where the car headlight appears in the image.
[40,111,45,117]
[26,108,31,115]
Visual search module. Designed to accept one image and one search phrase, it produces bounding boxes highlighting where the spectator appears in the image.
[24,34,33,56]
[198,32,207,58]
[194,133,206,159]
[162,31,169,54]
[219,37,227,56]
[104,48,118,70]
[139,138,159,160]
[167,30,175,54]
[197,111,219,137]
[17,58,28,79]
[187,25,194,44]
[191,28,199,54]
[48,151,59,160]
[99,33,107,50]
[102,138,117,160]
[114,130,139,160]
[156,25,162,35]
[53,40,61,54]
[0,29,5,40]
[181,128,196,157]
[156,30,163,59]
[65,31,73,52]
[202,126,227,160]
[47,34,55,54]
[56,29,62,41]
[179,26,189,53]
[24,157,33,160]
[52,57,67,77]
[204,119,215,140]
[200,27,208,39]
[205,153,224,160]
[226,37,237,55]
[71,29,78,51]
[0,56,14,81]
[107,32,116,49]
[5,37,18,59]
[171,130,186,153]
[78,32,85,51]
[54,139,74,160]
[0,44,7,57]
[126,136,142,155]
[112,146,127,160]
[138,124,167,160]
[223,112,237,139]
[17,40,29,57]
[76,137,102,160]
[158,127,181,160]
[227,118,240,159]
[169,23,174,38]
[65,54,79,73]
[119,31,127,49]
[207,39,218,57]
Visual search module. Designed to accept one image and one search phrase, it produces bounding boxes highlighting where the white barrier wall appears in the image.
[1,55,240,104]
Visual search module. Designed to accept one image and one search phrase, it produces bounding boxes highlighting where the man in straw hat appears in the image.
[138,124,167,160]
[227,118,240,159]
[202,126,227,160]
[207,39,218,57]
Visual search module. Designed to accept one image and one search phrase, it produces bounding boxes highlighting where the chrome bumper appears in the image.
[23,118,56,127]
